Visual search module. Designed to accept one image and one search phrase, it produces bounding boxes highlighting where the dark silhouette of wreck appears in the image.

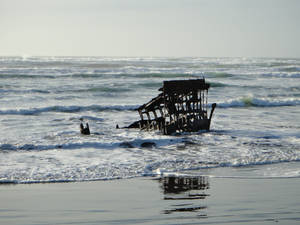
[128,79,216,135]
[158,176,210,214]
[80,122,90,135]
[159,176,209,195]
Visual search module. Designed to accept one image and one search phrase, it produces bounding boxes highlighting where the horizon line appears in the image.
[0,55,299,60]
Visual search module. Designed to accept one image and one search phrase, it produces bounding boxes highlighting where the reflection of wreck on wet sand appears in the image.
[128,79,216,135]
[160,176,209,196]
[158,176,209,214]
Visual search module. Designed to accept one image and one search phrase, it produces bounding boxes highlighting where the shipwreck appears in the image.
[127,79,216,135]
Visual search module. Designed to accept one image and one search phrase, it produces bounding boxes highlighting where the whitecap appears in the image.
[217,97,300,108]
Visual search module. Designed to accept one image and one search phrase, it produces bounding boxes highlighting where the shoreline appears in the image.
[1,175,300,225]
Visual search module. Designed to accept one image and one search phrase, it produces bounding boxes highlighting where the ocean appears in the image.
[0,56,299,184]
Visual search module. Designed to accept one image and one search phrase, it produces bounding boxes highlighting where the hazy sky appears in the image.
[1,0,299,57]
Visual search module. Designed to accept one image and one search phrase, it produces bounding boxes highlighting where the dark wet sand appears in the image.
[1,176,300,225]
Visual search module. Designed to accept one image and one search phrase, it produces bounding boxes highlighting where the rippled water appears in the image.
[0,56,299,183]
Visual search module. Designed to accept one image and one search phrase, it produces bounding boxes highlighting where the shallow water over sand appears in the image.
[1,176,300,225]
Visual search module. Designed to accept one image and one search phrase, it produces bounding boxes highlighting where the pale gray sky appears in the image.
[1,0,299,57]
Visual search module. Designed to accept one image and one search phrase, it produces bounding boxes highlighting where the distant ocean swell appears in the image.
[1,84,298,96]
[0,71,206,79]
[261,72,300,78]
[2,69,300,80]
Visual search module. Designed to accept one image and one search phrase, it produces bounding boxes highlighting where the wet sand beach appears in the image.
[1,175,300,225]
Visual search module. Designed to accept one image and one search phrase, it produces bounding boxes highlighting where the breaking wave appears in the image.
[0,104,139,115]
[209,82,228,87]
[1,97,299,116]
[278,66,300,72]
[1,155,300,184]
[217,97,300,108]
